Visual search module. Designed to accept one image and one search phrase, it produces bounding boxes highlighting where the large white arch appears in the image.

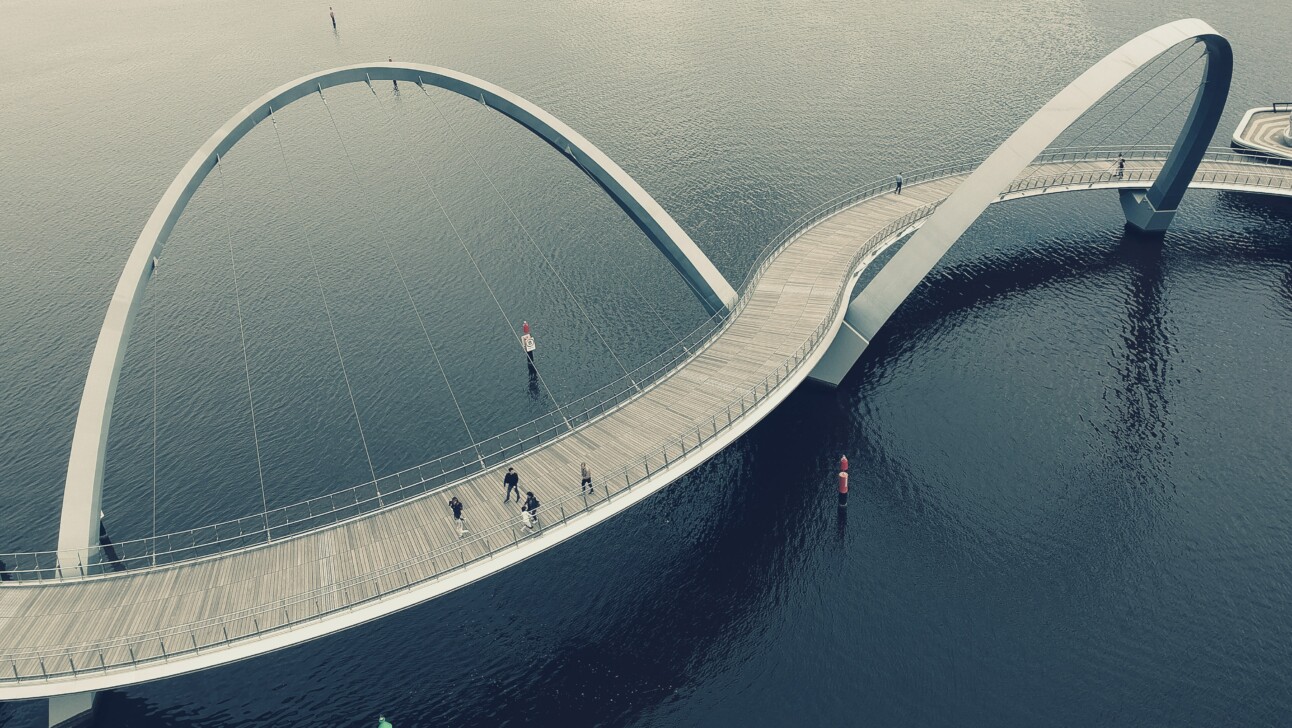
[808,18,1233,385]
[56,63,737,572]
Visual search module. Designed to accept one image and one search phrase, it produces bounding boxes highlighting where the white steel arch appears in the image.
[808,18,1233,385]
[56,63,737,573]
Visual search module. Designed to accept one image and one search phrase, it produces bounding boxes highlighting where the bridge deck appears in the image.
[4,152,1291,697]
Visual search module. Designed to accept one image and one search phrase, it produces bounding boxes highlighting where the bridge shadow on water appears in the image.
[853,199,1292,473]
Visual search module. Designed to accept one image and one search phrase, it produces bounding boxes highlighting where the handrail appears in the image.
[3,146,1290,583]
[4,150,1292,681]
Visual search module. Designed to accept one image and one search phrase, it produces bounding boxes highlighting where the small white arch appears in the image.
[808,18,1233,386]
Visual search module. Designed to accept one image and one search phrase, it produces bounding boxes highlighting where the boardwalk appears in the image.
[4,149,1292,699]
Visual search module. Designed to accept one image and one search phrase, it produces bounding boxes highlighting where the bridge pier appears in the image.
[1120,189,1177,233]
[806,318,869,387]
[49,691,95,727]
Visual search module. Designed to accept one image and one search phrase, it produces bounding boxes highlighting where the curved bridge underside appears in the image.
[808,18,1232,385]
[6,148,1291,700]
[56,63,738,573]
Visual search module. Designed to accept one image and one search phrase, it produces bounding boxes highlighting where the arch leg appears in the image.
[49,692,95,727]
[1121,189,1178,232]
[807,317,869,387]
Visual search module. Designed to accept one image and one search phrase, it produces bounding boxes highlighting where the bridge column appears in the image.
[1120,190,1177,232]
[807,318,869,387]
[49,692,95,727]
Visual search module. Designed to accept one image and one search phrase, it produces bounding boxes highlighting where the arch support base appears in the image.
[49,692,95,728]
[1121,189,1178,233]
[807,318,870,387]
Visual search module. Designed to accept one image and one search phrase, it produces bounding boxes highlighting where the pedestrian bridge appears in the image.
[5,15,1292,712]
[6,147,1291,701]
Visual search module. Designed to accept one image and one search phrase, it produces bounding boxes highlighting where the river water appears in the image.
[2,0,1291,725]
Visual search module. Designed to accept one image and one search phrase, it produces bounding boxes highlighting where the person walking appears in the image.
[523,491,540,530]
[1116,154,1125,179]
[503,467,521,503]
[389,58,398,90]
[521,321,537,370]
[448,495,467,536]
[895,173,903,194]
[329,6,336,29]
[580,461,593,494]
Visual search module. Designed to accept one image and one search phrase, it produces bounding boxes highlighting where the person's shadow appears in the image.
[527,364,541,401]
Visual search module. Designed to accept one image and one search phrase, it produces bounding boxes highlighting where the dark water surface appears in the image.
[3,0,1292,725]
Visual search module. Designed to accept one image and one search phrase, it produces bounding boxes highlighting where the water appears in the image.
[3,0,1292,725]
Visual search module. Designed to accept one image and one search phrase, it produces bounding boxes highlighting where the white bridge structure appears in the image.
[4,17,1291,727]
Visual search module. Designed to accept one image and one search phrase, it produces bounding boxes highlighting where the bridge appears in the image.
[5,17,1292,726]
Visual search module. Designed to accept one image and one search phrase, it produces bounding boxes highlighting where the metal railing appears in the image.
[4,147,1292,681]
[3,145,1290,583]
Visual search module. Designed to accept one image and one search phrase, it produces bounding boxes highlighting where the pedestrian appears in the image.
[580,461,593,494]
[1116,154,1125,179]
[448,495,467,536]
[895,173,903,194]
[389,58,398,90]
[523,491,540,530]
[503,466,520,503]
[521,322,537,368]
[329,6,336,29]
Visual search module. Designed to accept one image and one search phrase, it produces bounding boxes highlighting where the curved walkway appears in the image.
[3,148,1291,699]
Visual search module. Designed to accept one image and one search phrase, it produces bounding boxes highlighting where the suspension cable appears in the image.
[337,80,571,426]
[417,80,683,346]
[1105,48,1206,151]
[1061,41,1199,150]
[319,82,486,465]
[1127,55,1208,148]
[402,79,638,384]
[1018,42,1200,185]
[213,154,272,533]
[151,260,159,564]
[267,102,381,490]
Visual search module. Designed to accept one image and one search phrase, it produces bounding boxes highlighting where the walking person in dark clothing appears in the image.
[1116,154,1125,179]
[329,6,336,28]
[503,467,520,503]
[448,496,467,537]
[522,491,540,530]
[895,174,903,194]
[580,462,593,494]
